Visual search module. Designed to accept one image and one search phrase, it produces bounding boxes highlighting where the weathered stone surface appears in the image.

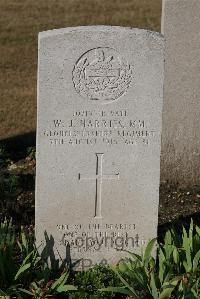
[36,26,164,270]
[161,0,200,187]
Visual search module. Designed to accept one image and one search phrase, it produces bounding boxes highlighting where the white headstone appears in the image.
[161,0,200,187]
[36,26,164,270]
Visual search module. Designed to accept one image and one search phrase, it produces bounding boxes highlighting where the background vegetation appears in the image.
[0,219,199,298]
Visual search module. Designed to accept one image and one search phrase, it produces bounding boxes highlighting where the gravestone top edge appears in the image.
[38,25,163,40]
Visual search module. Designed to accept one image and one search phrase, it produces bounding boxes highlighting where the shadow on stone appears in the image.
[40,231,81,272]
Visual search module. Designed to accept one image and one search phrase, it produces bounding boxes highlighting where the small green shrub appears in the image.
[69,264,125,299]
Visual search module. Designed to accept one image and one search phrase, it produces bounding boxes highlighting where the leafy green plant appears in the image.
[101,220,200,299]
[161,220,200,298]
[0,219,200,298]
[0,219,17,289]
[0,222,77,298]
[69,264,125,299]
[19,272,77,299]
[0,220,38,297]
[101,239,181,299]
[17,226,34,258]
[51,271,77,294]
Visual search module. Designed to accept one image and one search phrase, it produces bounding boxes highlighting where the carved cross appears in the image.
[78,153,120,218]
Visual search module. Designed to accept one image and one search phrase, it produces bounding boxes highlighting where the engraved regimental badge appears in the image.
[72,47,132,103]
